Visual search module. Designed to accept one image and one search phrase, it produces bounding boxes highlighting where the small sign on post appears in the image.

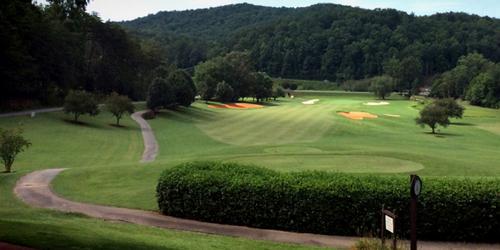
[381,205,397,250]
[385,214,394,233]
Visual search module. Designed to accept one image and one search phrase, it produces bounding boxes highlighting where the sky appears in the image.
[37,0,500,21]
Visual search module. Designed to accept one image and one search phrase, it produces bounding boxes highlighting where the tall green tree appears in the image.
[168,69,196,107]
[252,72,273,102]
[416,104,450,134]
[433,99,464,119]
[0,128,31,173]
[146,78,175,111]
[370,76,394,100]
[63,90,100,122]
[105,92,135,126]
[215,81,234,102]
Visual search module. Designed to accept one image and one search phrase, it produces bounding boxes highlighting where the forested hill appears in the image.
[121,3,292,41]
[120,3,500,81]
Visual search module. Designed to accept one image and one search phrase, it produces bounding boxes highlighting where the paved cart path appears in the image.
[14,169,500,250]
[0,107,63,118]
[131,111,158,163]
[0,242,36,250]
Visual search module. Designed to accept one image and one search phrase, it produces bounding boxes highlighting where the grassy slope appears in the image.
[3,92,500,248]
[0,111,322,249]
[54,92,500,215]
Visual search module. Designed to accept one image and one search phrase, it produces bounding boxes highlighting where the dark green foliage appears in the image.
[215,81,234,102]
[432,53,494,99]
[63,90,100,122]
[105,92,135,126]
[370,76,394,100]
[142,110,156,120]
[0,128,31,173]
[433,98,464,119]
[272,87,286,100]
[416,104,450,134]
[194,58,224,102]
[432,53,500,108]
[157,162,500,242]
[342,78,372,92]
[168,69,197,107]
[194,52,272,102]
[121,4,500,83]
[0,0,160,110]
[466,65,500,108]
[146,78,175,111]
[252,72,273,102]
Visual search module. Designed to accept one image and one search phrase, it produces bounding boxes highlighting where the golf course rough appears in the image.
[3,91,500,249]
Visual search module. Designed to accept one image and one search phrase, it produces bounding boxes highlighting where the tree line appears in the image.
[194,52,277,103]
[121,3,500,83]
[1,0,165,111]
[431,53,500,108]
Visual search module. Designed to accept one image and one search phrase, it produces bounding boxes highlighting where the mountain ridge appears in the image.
[119,3,500,81]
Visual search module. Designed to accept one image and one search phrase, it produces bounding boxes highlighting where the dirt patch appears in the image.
[384,114,401,118]
[338,112,378,120]
[364,101,389,106]
[302,99,319,105]
[208,103,264,109]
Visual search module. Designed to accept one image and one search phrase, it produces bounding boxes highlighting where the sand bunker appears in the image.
[338,112,378,120]
[302,99,319,105]
[208,103,264,109]
[384,114,401,118]
[364,101,389,106]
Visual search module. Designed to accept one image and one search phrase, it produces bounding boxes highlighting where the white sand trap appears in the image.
[364,101,389,106]
[384,114,401,118]
[303,99,319,105]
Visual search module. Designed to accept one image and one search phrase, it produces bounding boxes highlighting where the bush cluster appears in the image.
[157,162,500,242]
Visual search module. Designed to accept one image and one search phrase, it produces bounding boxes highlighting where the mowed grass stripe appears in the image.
[197,106,289,144]
[268,105,330,144]
[231,106,303,145]
[198,104,335,146]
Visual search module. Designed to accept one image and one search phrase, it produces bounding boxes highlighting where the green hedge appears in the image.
[157,161,500,242]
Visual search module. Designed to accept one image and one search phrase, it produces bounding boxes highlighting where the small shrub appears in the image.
[352,239,405,250]
[157,162,500,242]
[142,110,156,120]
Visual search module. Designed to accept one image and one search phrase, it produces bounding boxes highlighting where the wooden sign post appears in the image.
[410,175,422,250]
[381,205,397,250]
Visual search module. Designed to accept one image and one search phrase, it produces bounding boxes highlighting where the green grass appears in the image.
[54,92,500,213]
[0,111,324,249]
[2,91,500,248]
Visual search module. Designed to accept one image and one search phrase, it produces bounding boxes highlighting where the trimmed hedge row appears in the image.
[157,161,500,242]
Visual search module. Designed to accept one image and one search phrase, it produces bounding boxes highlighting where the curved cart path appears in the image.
[14,169,500,250]
[131,111,158,162]
[0,242,35,250]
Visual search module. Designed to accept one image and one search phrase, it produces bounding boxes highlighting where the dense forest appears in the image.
[121,3,500,82]
[0,0,166,110]
[3,2,500,110]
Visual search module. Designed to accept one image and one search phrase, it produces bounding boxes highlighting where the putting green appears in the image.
[225,154,425,173]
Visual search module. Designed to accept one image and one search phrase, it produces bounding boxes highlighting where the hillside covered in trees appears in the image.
[120,3,500,82]
[1,0,166,111]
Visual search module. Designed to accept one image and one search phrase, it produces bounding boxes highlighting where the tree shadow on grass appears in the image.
[424,132,463,137]
[259,101,280,107]
[160,106,217,123]
[62,119,103,129]
[451,122,475,126]
[108,124,140,131]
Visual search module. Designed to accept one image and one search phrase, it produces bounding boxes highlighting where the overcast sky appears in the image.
[36,0,500,21]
